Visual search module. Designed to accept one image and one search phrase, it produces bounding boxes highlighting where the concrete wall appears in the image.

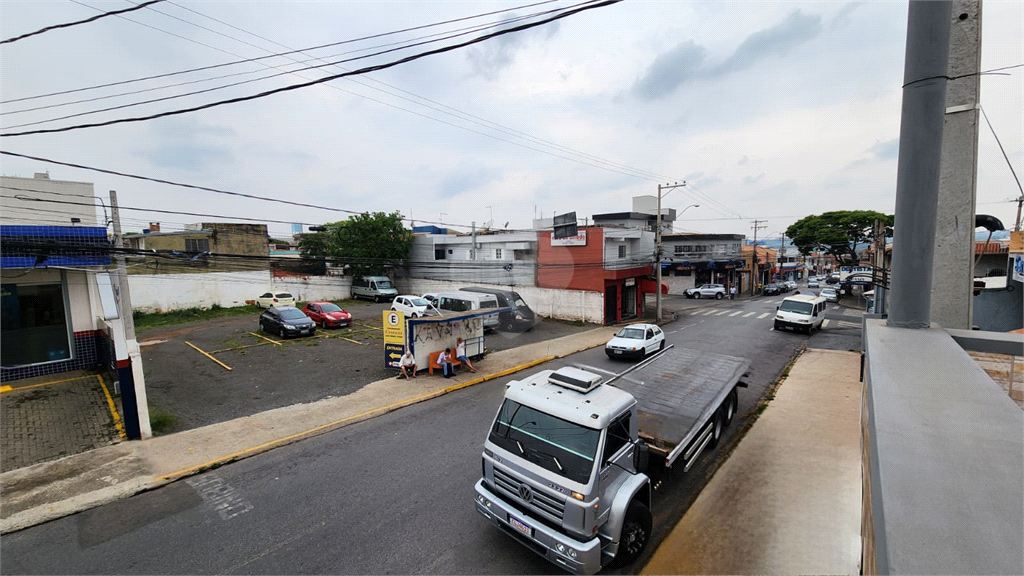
[128,271,353,311]
[972,279,1023,332]
[0,174,98,226]
[395,278,604,324]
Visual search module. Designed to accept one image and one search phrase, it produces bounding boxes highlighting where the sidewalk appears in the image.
[642,348,864,575]
[0,325,619,534]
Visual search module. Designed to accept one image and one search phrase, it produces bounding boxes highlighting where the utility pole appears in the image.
[110,191,151,439]
[656,182,686,322]
[873,219,888,315]
[471,221,476,260]
[750,220,767,295]
[1015,195,1023,232]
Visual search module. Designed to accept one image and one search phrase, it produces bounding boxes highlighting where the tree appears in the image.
[785,210,893,265]
[299,211,412,277]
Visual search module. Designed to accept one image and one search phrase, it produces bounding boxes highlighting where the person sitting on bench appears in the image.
[437,348,455,378]
[399,350,417,380]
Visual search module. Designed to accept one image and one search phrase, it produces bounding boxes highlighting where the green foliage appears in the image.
[148,407,176,435]
[300,211,413,277]
[785,210,893,264]
[133,305,261,332]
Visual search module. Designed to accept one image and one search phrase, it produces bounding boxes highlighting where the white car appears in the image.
[256,291,295,308]
[684,284,726,299]
[391,295,435,318]
[605,323,665,360]
[820,287,839,302]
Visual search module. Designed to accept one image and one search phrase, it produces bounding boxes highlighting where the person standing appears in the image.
[437,348,455,378]
[455,337,477,373]
[399,350,417,380]
[729,285,737,300]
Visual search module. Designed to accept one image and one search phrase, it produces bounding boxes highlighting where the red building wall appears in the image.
[537,228,607,291]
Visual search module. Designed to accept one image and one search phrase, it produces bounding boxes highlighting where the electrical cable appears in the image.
[0,0,622,138]
[0,0,166,45]
[2,0,563,105]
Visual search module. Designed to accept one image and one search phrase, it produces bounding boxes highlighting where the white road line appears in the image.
[700,309,717,316]
[822,319,830,327]
[743,312,755,317]
[714,310,731,315]
[757,312,770,319]
[729,311,743,317]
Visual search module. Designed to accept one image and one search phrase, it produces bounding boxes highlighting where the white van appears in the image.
[352,276,398,302]
[774,293,827,334]
[430,291,501,330]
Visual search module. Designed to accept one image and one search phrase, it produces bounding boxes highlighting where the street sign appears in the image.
[383,310,405,369]
[384,343,405,369]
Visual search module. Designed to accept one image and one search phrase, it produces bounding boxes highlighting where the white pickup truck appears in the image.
[473,346,749,574]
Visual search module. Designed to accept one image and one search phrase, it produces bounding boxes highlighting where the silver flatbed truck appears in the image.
[473,345,749,574]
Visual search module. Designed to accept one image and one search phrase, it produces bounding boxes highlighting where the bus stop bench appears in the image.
[427,350,462,375]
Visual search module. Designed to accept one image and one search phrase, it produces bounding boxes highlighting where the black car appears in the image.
[260,305,316,338]
[763,283,782,296]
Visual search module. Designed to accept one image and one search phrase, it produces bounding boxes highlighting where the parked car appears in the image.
[808,279,820,288]
[763,283,782,296]
[256,291,295,308]
[352,276,398,302]
[784,280,797,291]
[391,295,435,318]
[260,305,316,338]
[820,287,839,302]
[825,275,840,285]
[684,284,727,299]
[302,301,352,328]
[605,323,665,360]
[460,287,538,331]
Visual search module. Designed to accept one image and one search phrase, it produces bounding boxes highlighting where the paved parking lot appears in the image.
[1,374,124,473]
[140,299,595,434]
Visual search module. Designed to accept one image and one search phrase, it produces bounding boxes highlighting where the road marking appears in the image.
[757,313,770,319]
[743,312,755,318]
[187,474,253,520]
[185,341,233,371]
[823,319,830,327]
[138,339,168,347]
[0,374,97,394]
[716,310,731,315]
[249,331,282,346]
[729,311,743,317]
[97,374,126,439]
[689,310,703,315]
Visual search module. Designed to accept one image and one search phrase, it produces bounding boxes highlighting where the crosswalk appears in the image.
[685,306,863,330]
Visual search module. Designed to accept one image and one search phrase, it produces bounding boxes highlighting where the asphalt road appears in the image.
[2,293,862,574]
[138,299,594,434]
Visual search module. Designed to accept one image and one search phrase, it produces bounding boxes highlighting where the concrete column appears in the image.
[888,0,953,328]
[930,0,983,329]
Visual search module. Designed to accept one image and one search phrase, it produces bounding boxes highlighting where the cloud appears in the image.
[437,163,503,198]
[738,155,750,166]
[466,17,560,81]
[743,173,765,185]
[867,138,899,160]
[631,40,707,100]
[631,10,821,100]
[139,145,234,172]
[706,10,822,78]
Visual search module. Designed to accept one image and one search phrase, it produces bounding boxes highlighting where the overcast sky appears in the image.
[1,0,1021,242]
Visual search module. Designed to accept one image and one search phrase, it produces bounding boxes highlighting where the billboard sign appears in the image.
[551,230,587,246]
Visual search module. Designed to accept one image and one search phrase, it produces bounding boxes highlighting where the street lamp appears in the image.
[655,181,698,322]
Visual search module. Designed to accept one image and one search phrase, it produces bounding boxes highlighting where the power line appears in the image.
[0,0,621,138]
[1,0,562,105]
[0,0,166,45]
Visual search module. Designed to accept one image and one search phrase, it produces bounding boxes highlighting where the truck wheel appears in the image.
[609,500,652,568]
[715,293,723,300]
[707,411,724,449]
[723,389,738,426]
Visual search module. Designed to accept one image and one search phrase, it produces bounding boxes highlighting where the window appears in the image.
[603,414,632,465]
[434,248,446,260]
[673,245,684,254]
[618,245,626,258]
[185,238,210,252]
[682,245,693,253]
[494,248,502,260]
[2,282,71,366]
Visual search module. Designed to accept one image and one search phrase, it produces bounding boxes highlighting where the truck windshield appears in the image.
[489,399,599,484]
[377,280,394,289]
[779,301,813,314]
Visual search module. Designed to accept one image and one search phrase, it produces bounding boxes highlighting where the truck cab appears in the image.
[474,367,652,574]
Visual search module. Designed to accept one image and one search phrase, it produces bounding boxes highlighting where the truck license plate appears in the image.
[508,514,533,537]
[614,350,622,354]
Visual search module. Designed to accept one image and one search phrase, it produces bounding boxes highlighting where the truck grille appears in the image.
[493,467,566,521]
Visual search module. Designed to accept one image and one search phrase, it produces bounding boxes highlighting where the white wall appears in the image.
[1,175,98,226]
[127,271,354,312]
[395,278,604,324]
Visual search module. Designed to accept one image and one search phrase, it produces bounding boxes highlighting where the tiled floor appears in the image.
[968,351,1024,410]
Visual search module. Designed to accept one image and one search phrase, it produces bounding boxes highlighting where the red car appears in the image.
[302,302,352,328]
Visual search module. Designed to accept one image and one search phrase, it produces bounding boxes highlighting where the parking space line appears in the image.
[0,374,97,394]
[757,312,770,319]
[97,374,126,439]
[355,323,382,331]
[743,312,755,317]
[338,336,366,345]
[185,341,233,371]
[249,332,282,346]
[729,311,743,317]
